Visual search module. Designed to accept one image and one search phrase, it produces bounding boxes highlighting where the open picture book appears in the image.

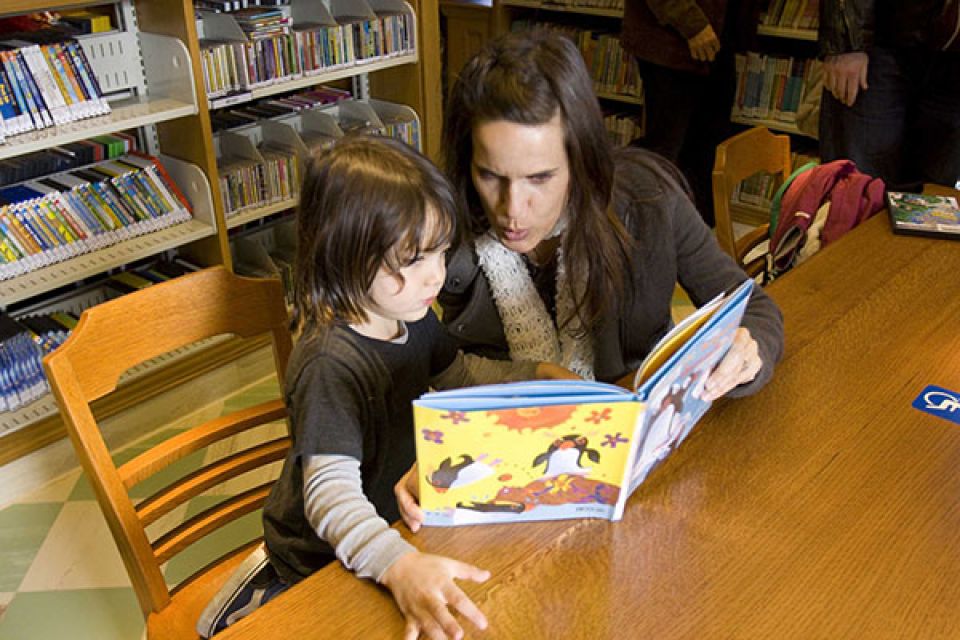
[413,279,754,526]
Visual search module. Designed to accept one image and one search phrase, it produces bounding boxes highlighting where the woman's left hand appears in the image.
[701,328,762,401]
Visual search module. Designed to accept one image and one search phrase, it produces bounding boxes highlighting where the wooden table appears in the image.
[221,212,960,639]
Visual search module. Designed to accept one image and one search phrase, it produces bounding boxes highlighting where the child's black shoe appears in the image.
[196,544,288,638]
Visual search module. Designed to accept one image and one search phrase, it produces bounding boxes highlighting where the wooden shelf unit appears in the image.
[0,0,441,463]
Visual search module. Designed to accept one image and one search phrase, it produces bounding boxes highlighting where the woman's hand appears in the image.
[396,463,425,532]
[702,327,761,401]
[687,24,721,62]
[381,551,490,640]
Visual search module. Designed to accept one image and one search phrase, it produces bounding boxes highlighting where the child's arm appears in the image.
[431,351,580,390]
[304,455,490,639]
[303,454,413,579]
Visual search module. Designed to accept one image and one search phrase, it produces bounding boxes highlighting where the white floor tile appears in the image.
[18,502,131,592]
[17,471,83,505]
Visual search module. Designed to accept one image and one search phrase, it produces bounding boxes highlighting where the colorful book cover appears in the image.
[414,279,754,526]
[887,191,960,240]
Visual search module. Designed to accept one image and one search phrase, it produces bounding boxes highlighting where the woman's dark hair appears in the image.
[293,135,457,336]
[443,29,633,334]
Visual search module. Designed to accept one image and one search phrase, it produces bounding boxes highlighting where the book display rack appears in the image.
[0,0,438,464]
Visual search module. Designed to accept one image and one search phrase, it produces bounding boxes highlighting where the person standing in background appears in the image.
[621,1,756,225]
[819,0,960,191]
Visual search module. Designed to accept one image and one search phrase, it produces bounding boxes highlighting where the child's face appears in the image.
[362,242,449,338]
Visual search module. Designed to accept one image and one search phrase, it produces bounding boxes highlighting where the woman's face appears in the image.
[470,113,570,256]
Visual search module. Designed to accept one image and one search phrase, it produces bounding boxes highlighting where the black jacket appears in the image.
[439,148,784,395]
[819,0,960,56]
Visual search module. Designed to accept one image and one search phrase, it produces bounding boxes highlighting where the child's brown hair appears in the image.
[293,135,457,336]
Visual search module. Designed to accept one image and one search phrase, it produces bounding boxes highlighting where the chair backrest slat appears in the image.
[118,399,287,489]
[136,437,290,527]
[152,483,274,565]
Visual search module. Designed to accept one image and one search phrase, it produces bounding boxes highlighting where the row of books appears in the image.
[195,0,290,13]
[512,0,625,11]
[731,150,818,209]
[0,153,193,281]
[219,140,300,216]
[216,98,420,216]
[0,258,197,413]
[382,111,419,148]
[199,11,414,100]
[0,39,111,143]
[513,21,642,99]
[732,52,820,124]
[210,85,350,132]
[760,0,819,30]
[0,131,136,189]
[603,109,644,147]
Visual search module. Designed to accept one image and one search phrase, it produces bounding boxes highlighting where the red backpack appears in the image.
[770,160,886,276]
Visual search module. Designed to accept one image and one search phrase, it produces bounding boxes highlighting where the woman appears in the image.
[438,29,783,400]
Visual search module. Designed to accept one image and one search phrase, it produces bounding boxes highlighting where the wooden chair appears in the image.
[712,126,792,280]
[43,266,293,639]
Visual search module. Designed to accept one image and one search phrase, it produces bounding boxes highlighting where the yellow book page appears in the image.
[415,400,643,524]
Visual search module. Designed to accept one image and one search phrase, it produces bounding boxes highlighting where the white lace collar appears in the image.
[474,232,594,379]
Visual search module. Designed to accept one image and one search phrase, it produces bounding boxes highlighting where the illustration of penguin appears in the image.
[426,454,497,491]
[532,435,600,478]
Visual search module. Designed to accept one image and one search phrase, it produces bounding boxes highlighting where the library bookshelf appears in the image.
[0,0,441,464]
[493,0,644,145]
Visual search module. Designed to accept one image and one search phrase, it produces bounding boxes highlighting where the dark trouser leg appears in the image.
[905,50,960,189]
[678,52,737,225]
[634,62,704,163]
[819,47,911,189]
[634,61,725,224]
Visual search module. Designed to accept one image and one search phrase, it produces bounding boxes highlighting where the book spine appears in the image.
[41,44,84,120]
[3,51,44,130]
[71,42,109,111]
[20,45,71,125]
[54,43,94,118]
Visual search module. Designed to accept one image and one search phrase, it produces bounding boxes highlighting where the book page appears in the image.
[619,280,751,391]
[414,394,644,526]
[625,280,753,495]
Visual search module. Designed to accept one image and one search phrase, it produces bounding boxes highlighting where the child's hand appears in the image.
[535,362,582,380]
[395,463,425,532]
[381,551,490,640]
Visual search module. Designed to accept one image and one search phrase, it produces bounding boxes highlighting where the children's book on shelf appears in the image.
[413,279,755,527]
[886,191,960,240]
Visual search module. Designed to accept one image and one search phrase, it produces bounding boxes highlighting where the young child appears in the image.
[198,135,575,639]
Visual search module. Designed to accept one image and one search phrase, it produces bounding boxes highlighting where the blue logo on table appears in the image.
[912,385,960,425]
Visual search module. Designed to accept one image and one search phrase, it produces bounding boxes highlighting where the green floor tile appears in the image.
[68,428,204,502]
[0,589,142,640]
[0,504,63,592]
[162,496,263,587]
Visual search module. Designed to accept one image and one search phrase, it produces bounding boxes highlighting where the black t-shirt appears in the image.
[262,311,458,583]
